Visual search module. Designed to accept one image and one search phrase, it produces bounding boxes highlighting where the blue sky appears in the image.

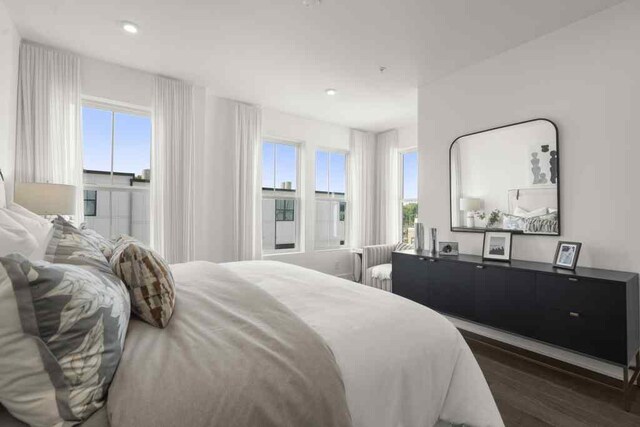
[83,106,151,175]
[403,151,418,199]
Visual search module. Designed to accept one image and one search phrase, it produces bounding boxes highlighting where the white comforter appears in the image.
[224,261,503,427]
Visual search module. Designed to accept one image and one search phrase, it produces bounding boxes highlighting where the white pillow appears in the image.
[5,203,53,260]
[513,206,549,218]
[370,263,393,281]
[0,182,6,209]
[0,210,38,258]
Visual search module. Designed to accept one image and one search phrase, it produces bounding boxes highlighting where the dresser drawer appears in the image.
[535,308,627,364]
[536,274,626,316]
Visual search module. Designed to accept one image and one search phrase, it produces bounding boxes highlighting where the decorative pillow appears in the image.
[370,263,393,281]
[110,236,176,328]
[524,212,558,234]
[513,206,549,218]
[395,241,413,251]
[45,216,111,273]
[0,209,39,258]
[0,254,130,425]
[80,227,115,260]
[502,213,526,231]
[4,203,53,261]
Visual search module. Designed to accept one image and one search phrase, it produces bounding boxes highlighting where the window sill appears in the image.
[263,247,352,258]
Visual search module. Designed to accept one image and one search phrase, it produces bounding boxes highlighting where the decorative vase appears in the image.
[429,228,438,255]
[415,223,424,251]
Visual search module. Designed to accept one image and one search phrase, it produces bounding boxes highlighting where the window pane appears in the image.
[113,112,152,178]
[316,151,328,193]
[402,202,419,244]
[262,198,297,250]
[403,151,418,200]
[262,142,275,189]
[329,152,346,194]
[82,107,112,172]
[275,144,296,191]
[315,200,345,249]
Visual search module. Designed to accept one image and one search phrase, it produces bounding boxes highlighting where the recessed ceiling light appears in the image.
[325,88,337,96]
[122,21,139,34]
[302,0,321,7]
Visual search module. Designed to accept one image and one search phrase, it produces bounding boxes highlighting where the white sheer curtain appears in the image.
[348,129,377,248]
[233,103,262,261]
[15,42,83,222]
[375,129,400,244]
[151,76,196,263]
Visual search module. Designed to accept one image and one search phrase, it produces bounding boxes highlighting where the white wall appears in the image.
[0,1,19,200]
[398,123,418,151]
[262,108,354,277]
[418,0,640,377]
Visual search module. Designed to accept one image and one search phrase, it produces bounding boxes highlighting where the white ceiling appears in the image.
[4,0,623,132]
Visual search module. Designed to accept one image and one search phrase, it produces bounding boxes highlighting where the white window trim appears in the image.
[314,148,349,250]
[399,148,418,242]
[261,138,304,255]
[81,97,151,238]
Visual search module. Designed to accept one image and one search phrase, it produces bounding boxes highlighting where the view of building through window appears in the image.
[82,104,151,244]
[262,141,299,251]
[401,151,418,244]
[315,150,347,249]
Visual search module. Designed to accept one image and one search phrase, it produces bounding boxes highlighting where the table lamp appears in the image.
[459,197,484,228]
[15,183,76,216]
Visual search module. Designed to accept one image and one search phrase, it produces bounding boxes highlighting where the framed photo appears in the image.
[482,231,512,262]
[553,241,582,270]
[439,241,459,256]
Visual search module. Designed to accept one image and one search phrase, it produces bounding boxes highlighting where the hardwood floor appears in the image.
[466,337,640,426]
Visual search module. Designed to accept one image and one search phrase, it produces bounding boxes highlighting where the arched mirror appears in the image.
[450,119,559,235]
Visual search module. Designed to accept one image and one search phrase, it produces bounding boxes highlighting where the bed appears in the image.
[1,258,502,426]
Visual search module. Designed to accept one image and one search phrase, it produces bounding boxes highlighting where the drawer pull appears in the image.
[429,259,437,263]
[476,265,485,269]
[569,312,580,318]
[568,278,579,282]
[418,257,426,261]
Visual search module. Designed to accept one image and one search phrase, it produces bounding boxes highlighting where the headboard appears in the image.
[507,187,558,214]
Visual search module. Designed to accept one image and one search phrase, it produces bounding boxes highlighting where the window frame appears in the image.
[314,148,349,250]
[83,190,97,217]
[261,138,303,254]
[399,148,418,244]
[81,96,152,239]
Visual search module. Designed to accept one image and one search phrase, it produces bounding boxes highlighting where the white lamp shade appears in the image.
[460,197,483,212]
[15,183,76,215]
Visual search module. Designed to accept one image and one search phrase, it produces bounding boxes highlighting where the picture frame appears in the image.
[482,231,512,262]
[438,241,459,256]
[553,241,582,270]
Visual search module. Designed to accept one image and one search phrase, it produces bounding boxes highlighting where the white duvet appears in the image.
[224,261,503,427]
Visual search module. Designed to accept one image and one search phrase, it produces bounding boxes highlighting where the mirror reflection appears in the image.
[450,119,559,235]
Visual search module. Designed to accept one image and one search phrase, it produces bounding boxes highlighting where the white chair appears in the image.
[362,243,404,292]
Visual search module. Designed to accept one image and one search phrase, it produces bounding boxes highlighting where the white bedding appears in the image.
[223,261,502,427]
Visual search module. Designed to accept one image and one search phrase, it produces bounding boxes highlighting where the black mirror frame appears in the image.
[449,118,560,236]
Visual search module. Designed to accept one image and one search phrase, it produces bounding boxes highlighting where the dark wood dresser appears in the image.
[392,250,640,408]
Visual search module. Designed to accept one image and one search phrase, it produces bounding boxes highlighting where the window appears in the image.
[262,140,300,252]
[315,150,347,249]
[401,150,418,244]
[84,190,97,217]
[82,102,151,244]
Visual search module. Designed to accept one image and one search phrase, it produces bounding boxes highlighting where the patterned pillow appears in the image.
[395,241,413,251]
[0,254,130,425]
[80,227,115,260]
[110,236,176,328]
[524,212,559,234]
[502,213,526,231]
[46,216,111,273]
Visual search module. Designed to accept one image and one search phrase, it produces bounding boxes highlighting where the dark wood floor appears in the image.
[466,338,640,426]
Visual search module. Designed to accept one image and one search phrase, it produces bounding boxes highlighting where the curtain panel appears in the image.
[347,129,377,248]
[15,42,83,222]
[375,129,400,244]
[151,76,196,263]
[233,103,262,261]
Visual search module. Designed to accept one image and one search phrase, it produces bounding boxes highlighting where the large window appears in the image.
[262,140,300,252]
[401,150,418,244]
[82,102,151,244]
[315,150,347,249]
